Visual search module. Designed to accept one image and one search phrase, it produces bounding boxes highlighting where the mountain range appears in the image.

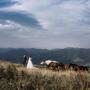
[0,48,90,66]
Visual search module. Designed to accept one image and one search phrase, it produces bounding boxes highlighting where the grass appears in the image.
[0,60,90,90]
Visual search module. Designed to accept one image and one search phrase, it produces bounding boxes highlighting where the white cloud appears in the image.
[0,20,22,31]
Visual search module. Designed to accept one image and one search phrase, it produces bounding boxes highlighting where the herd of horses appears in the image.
[23,55,89,72]
[40,60,89,72]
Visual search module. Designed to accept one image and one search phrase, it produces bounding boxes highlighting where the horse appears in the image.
[68,63,79,71]
[78,65,89,72]
[40,60,64,71]
[69,63,89,72]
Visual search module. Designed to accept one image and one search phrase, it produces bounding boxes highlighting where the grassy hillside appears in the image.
[0,60,90,90]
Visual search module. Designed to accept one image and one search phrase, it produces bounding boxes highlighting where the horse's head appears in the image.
[40,60,45,65]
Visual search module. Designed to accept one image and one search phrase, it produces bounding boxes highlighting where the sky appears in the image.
[0,0,90,49]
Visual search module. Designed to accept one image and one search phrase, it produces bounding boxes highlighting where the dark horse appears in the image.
[78,65,89,72]
[69,63,89,72]
[69,64,79,71]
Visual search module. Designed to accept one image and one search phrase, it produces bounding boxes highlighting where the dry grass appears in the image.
[0,60,90,90]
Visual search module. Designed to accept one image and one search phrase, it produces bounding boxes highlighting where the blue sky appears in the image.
[0,0,90,49]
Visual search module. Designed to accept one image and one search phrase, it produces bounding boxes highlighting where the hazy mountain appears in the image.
[0,48,90,66]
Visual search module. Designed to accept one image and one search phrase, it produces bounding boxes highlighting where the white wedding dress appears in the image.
[27,57,34,69]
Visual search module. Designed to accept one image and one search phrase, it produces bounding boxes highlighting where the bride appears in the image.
[26,56,34,69]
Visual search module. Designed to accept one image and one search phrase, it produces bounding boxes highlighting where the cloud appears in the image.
[0,20,22,31]
[4,0,87,27]
[0,19,48,48]
[0,11,42,29]
[0,0,17,8]
[0,0,90,49]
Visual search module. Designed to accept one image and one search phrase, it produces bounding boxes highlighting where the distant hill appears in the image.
[0,48,90,66]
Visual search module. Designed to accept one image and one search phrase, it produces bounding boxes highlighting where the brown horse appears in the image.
[40,60,65,71]
[50,62,65,71]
